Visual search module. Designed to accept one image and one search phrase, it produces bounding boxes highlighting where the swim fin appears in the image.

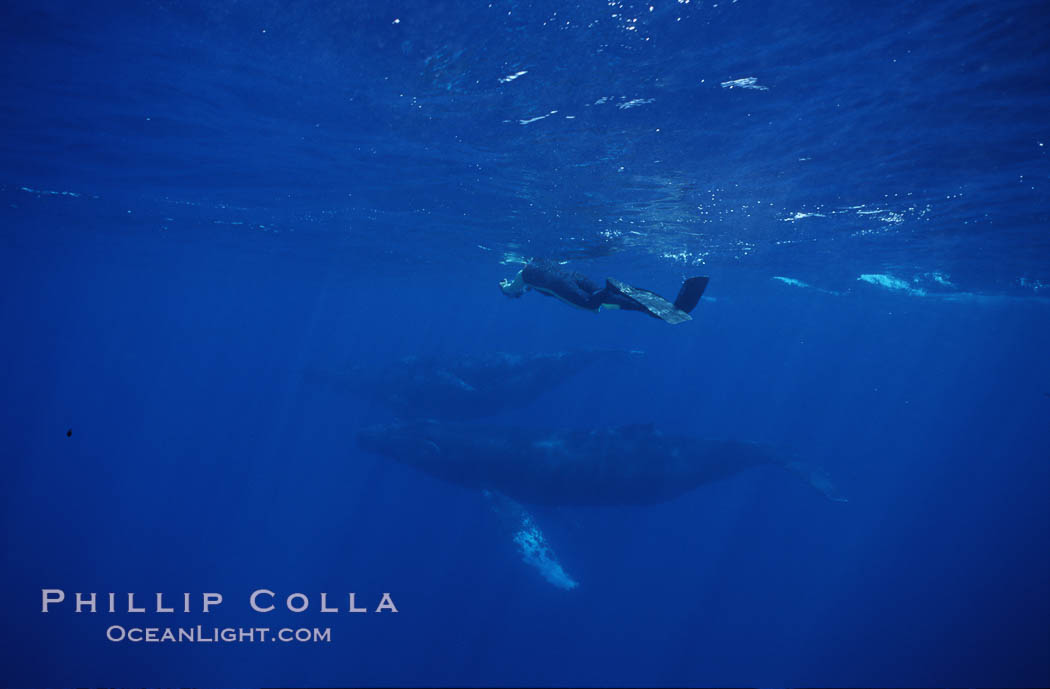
[673,276,709,313]
[606,278,692,324]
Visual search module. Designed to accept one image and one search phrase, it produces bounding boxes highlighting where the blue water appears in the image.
[2,0,1049,686]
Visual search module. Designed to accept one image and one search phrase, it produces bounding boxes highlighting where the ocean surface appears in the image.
[2,1,1048,687]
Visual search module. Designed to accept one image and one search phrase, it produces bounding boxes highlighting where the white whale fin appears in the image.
[482,489,579,590]
[783,460,849,502]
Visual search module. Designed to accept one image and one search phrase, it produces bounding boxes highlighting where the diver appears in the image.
[500,258,709,324]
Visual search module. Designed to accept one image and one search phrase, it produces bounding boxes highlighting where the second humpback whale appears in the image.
[305,349,643,419]
[357,420,846,506]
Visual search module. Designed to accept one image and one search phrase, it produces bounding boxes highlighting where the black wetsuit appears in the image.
[521,259,646,313]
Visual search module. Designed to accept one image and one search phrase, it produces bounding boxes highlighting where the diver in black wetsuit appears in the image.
[499,258,709,324]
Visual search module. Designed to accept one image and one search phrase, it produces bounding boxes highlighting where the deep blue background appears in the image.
[1,1,1048,687]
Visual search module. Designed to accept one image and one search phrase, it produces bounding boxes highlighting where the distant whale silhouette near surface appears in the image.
[357,420,846,507]
[305,349,643,419]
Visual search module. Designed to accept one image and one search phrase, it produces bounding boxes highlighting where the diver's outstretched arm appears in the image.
[499,270,527,298]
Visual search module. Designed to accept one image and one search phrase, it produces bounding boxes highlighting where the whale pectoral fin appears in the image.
[783,461,848,502]
[435,369,478,393]
[482,489,579,590]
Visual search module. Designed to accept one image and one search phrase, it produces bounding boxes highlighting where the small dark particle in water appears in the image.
[66,429,72,437]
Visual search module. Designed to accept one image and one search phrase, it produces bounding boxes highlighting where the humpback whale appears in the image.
[357,420,845,506]
[305,349,642,420]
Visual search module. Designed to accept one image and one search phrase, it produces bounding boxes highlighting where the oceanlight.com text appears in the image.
[106,625,331,643]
